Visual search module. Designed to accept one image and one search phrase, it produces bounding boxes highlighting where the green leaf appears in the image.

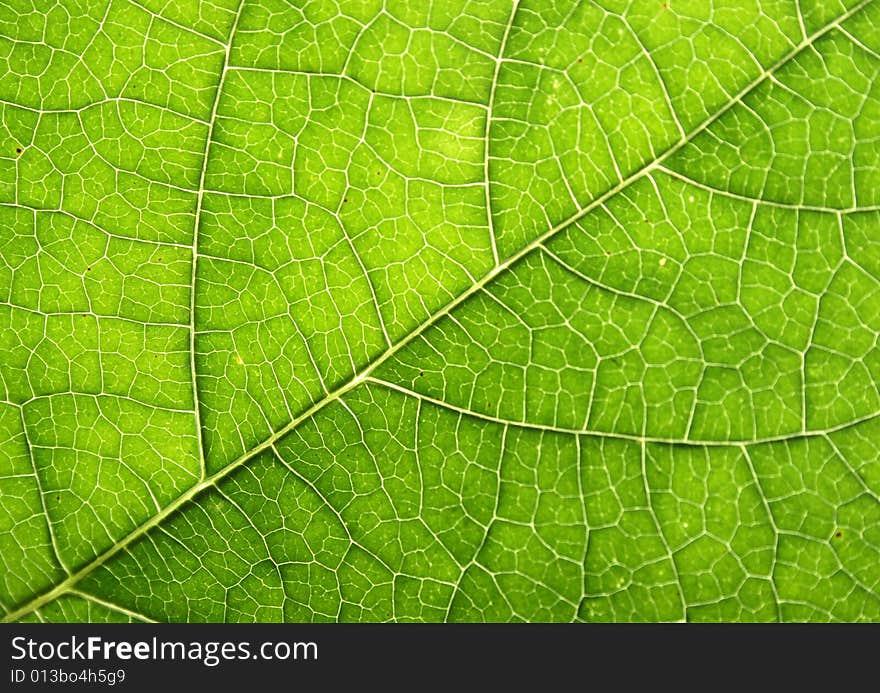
[2,0,879,623]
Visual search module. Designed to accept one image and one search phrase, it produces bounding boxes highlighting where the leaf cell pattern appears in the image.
[1,0,879,622]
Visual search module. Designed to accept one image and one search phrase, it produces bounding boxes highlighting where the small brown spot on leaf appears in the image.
[835,531,843,538]
[15,147,22,154]
[577,57,583,63]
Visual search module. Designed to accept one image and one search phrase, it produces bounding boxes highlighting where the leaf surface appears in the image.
[2,0,879,622]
